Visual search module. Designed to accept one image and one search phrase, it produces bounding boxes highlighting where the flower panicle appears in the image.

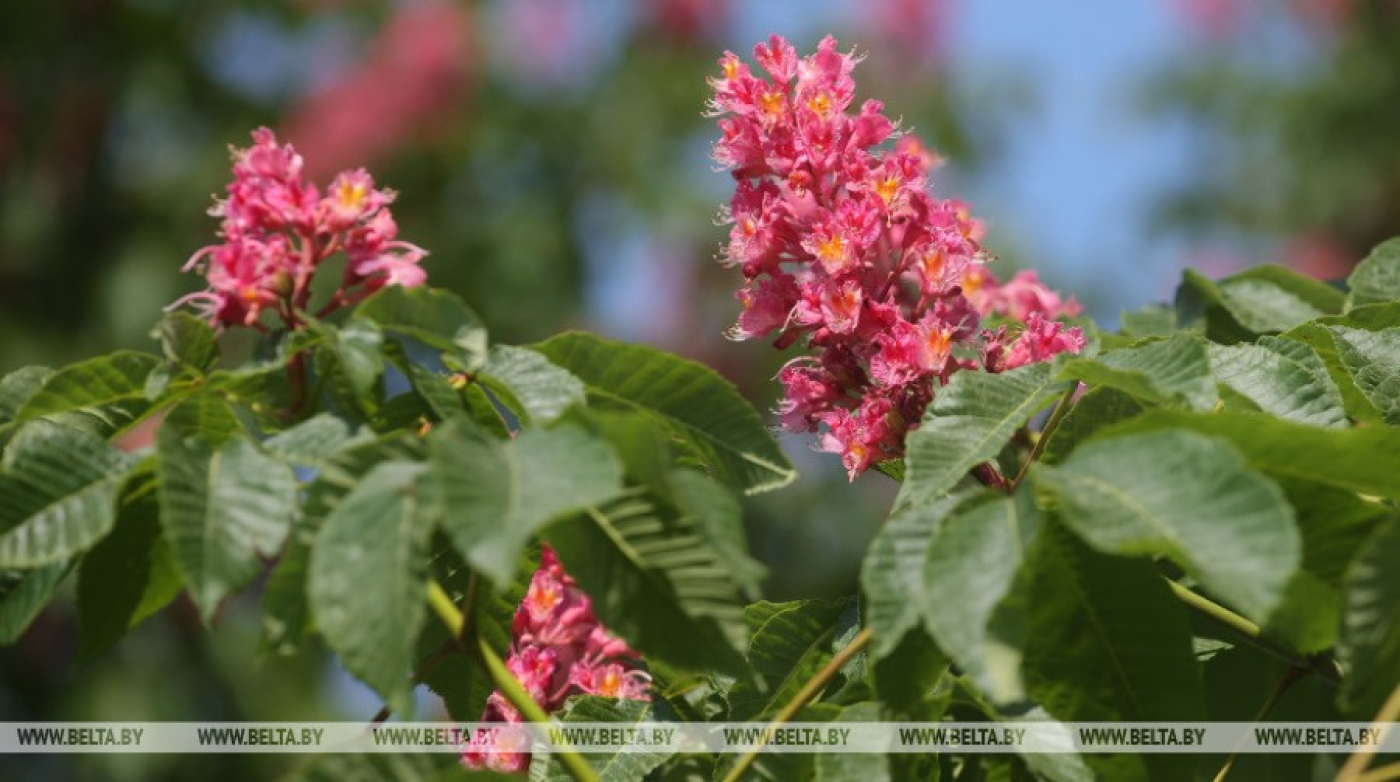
[173,128,428,329]
[461,546,649,773]
[711,34,1085,479]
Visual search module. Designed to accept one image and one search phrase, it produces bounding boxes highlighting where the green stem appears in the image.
[720,627,872,782]
[1013,385,1077,487]
[425,579,599,782]
[478,637,600,782]
[1165,580,1340,685]
[1336,682,1400,782]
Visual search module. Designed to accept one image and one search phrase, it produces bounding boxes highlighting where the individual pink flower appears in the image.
[710,36,1085,479]
[173,128,427,329]
[463,546,649,772]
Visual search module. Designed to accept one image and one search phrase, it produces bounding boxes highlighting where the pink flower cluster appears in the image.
[462,546,650,773]
[711,35,1085,479]
[172,128,427,328]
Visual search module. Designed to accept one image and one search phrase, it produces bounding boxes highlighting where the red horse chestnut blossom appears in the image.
[170,128,427,329]
[711,35,1084,479]
[462,546,649,772]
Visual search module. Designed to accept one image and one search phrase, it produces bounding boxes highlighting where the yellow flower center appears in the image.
[817,235,847,266]
[758,90,785,117]
[337,180,367,208]
[599,669,622,697]
[806,92,832,116]
[875,176,900,204]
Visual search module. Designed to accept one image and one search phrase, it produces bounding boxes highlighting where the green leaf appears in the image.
[538,697,673,782]
[1282,478,1388,585]
[260,536,313,658]
[1346,237,1400,311]
[897,362,1069,511]
[76,491,183,659]
[354,286,488,371]
[1058,333,1216,409]
[0,422,135,567]
[263,414,359,468]
[315,319,386,417]
[429,421,622,586]
[0,366,53,425]
[479,345,586,425]
[1226,265,1344,314]
[1328,326,1400,424]
[1175,269,1255,344]
[1097,409,1400,500]
[666,469,766,599]
[548,491,749,676]
[0,563,67,643]
[869,629,948,721]
[862,491,974,659]
[157,428,297,621]
[922,488,1043,704]
[726,598,847,720]
[1119,304,1177,340]
[308,462,436,715]
[1279,322,1387,423]
[154,311,219,372]
[814,702,890,782]
[1263,571,1340,655]
[1215,265,1340,332]
[1040,387,1146,465]
[1034,430,1299,620]
[1023,527,1203,782]
[532,332,795,495]
[1338,517,1400,717]
[13,351,161,432]
[1206,337,1347,427]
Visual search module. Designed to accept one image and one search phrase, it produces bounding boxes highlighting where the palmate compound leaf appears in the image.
[156,422,297,622]
[0,421,137,568]
[308,461,437,715]
[1033,429,1299,622]
[428,420,623,587]
[896,362,1070,511]
[531,332,795,495]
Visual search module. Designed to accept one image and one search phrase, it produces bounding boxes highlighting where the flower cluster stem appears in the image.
[425,579,600,782]
[720,627,872,782]
[476,637,600,782]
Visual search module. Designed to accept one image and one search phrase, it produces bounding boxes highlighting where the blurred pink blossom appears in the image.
[281,0,474,179]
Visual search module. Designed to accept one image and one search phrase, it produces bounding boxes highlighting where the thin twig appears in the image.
[1336,682,1400,782]
[1013,384,1077,487]
[720,627,872,782]
[1212,665,1305,782]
